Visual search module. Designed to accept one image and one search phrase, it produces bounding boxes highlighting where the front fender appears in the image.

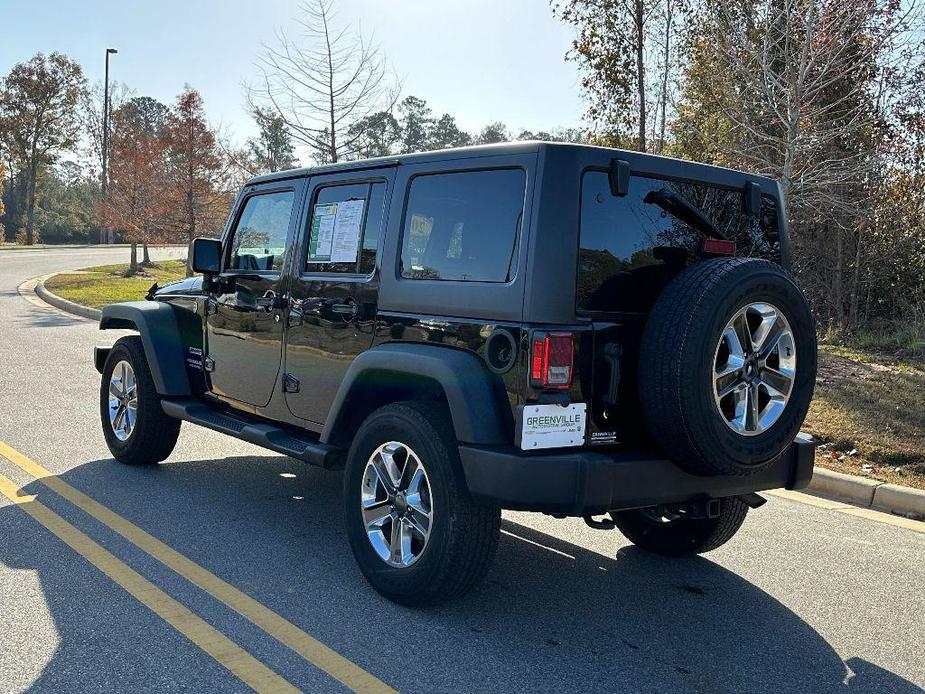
[99,301,191,396]
[321,343,513,446]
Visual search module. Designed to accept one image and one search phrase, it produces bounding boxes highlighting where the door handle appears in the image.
[255,292,288,311]
[299,298,325,316]
[331,302,358,318]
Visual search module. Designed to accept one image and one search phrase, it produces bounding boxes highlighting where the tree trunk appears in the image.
[142,243,152,267]
[833,225,844,336]
[635,0,647,153]
[127,242,138,276]
[848,223,864,330]
[24,164,38,245]
[657,0,672,153]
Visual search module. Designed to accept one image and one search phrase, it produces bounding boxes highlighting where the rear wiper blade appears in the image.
[643,188,728,241]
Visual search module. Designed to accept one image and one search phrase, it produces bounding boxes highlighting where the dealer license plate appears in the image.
[517,403,587,450]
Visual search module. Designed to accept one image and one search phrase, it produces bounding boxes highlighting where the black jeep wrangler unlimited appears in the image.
[95,143,816,606]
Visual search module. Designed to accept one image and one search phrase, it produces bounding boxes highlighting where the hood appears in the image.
[155,275,203,297]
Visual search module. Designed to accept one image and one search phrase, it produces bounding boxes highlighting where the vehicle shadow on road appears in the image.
[0,453,920,694]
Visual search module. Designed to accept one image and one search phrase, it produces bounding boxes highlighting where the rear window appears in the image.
[577,171,781,313]
[400,169,525,282]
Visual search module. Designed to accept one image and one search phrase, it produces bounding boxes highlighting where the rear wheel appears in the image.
[612,497,749,556]
[343,402,501,606]
[100,336,180,465]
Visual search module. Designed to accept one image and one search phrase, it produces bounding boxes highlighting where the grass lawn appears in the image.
[806,345,925,490]
[44,260,188,309]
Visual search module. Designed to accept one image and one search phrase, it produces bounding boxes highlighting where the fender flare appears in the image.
[320,343,513,446]
[99,301,191,396]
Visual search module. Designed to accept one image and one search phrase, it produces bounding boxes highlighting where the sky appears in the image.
[0,0,586,158]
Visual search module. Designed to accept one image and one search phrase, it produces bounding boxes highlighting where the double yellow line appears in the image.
[0,440,395,693]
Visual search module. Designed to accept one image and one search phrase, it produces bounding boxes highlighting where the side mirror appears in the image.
[190,237,222,275]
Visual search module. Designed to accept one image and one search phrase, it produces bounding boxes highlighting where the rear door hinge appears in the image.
[602,343,622,406]
[283,373,300,393]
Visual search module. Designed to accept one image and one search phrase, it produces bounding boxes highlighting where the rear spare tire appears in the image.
[638,257,816,476]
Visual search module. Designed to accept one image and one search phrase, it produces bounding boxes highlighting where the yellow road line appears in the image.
[0,471,300,694]
[0,439,394,693]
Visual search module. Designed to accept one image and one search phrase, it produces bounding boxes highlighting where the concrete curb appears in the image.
[807,467,925,520]
[33,275,102,321]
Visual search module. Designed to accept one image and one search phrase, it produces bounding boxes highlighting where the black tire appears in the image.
[638,257,816,476]
[343,401,501,607]
[612,497,749,557]
[100,336,180,465]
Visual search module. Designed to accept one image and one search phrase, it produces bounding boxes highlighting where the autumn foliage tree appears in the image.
[552,0,686,152]
[99,106,169,275]
[163,88,226,271]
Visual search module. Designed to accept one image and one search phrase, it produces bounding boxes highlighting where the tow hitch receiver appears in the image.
[583,514,616,530]
[661,498,722,520]
[625,499,722,523]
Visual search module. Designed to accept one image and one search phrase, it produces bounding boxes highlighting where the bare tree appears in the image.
[686,0,907,219]
[651,0,684,153]
[248,0,396,163]
[675,0,917,332]
[79,80,132,185]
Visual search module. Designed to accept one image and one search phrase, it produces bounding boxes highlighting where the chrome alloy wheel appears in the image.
[713,302,796,436]
[108,360,138,441]
[361,441,433,568]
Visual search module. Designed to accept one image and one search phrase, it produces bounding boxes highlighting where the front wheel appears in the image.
[343,401,501,606]
[100,336,180,465]
[611,497,749,557]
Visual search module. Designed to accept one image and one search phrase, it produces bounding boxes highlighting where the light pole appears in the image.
[101,47,118,243]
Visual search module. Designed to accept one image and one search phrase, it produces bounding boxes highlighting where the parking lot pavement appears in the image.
[1,247,924,693]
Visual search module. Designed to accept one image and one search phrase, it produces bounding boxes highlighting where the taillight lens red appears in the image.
[702,238,736,256]
[530,332,575,389]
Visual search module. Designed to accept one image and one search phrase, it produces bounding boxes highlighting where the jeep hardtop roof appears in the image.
[245,141,781,193]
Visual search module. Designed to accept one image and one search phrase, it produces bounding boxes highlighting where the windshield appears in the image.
[577,171,781,313]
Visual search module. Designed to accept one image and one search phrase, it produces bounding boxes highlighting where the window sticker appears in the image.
[330,198,365,263]
[307,199,366,263]
[308,203,337,261]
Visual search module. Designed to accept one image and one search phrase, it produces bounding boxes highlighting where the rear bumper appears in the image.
[459,433,815,515]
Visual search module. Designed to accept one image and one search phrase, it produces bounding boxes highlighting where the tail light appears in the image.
[530,332,575,389]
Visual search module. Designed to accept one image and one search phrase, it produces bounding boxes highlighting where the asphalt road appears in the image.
[0,246,923,694]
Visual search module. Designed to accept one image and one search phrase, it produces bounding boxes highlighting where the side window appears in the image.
[304,181,386,274]
[400,169,525,282]
[228,190,295,272]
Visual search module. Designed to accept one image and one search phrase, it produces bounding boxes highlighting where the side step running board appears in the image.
[160,399,342,468]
